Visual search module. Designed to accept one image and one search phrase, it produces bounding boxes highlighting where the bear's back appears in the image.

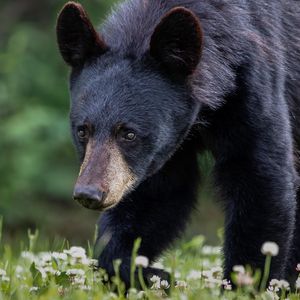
[100,0,300,123]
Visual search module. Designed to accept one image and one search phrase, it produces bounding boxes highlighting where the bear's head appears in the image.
[56,2,203,211]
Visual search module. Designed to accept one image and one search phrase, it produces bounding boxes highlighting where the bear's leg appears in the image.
[96,140,200,288]
[216,141,296,283]
[210,95,297,283]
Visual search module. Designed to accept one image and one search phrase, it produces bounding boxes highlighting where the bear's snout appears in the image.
[73,185,106,210]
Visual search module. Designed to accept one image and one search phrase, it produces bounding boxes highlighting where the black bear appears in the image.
[56,0,300,287]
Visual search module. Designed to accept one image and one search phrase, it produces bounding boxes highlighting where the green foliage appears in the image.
[0,0,120,235]
[0,230,297,300]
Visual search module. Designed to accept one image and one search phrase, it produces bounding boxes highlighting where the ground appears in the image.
[1,218,300,300]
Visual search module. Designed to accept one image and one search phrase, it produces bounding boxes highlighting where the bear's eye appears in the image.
[77,126,89,141]
[115,124,137,143]
[123,131,136,142]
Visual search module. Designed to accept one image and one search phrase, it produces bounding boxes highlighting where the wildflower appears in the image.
[175,280,188,289]
[296,278,300,290]
[52,252,68,261]
[150,276,161,289]
[137,290,146,299]
[187,270,202,281]
[202,270,213,278]
[80,285,91,291]
[21,251,36,261]
[204,277,222,289]
[15,266,24,273]
[64,246,86,259]
[36,267,47,279]
[202,259,212,268]
[66,268,85,276]
[58,286,66,297]
[0,269,6,276]
[268,279,289,292]
[81,257,91,265]
[236,272,254,287]
[89,259,99,267]
[160,280,170,289]
[266,290,280,300]
[278,279,290,290]
[269,279,280,286]
[108,292,118,299]
[1,276,10,282]
[211,266,223,276]
[40,252,52,263]
[127,288,138,296]
[72,276,85,285]
[233,265,245,274]
[268,286,280,293]
[135,256,149,268]
[15,266,25,279]
[222,279,232,290]
[29,286,39,293]
[202,246,221,255]
[150,275,161,283]
[296,264,300,272]
[43,266,57,275]
[269,279,280,293]
[261,242,279,256]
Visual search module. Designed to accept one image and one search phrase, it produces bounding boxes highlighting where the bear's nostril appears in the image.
[73,185,105,210]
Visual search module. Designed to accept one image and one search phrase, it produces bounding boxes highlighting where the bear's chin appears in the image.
[74,197,118,211]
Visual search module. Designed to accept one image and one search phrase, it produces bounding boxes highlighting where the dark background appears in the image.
[0,0,223,245]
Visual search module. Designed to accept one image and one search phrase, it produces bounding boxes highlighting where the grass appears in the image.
[0,218,300,299]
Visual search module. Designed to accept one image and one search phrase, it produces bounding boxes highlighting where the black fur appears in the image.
[57,0,300,287]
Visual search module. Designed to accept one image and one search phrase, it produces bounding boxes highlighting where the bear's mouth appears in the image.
[74,196,103,211]
[74,194,117,211]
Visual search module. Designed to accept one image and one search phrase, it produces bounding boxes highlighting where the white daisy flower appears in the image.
[261,242,279,256]
[236,272,254,287]
[222,279,232,290]
[204,277,222,289]
[150,275,161,283]
[64,246,86,259]
[233,265,245,274]
[202,270,212,278]
[160,280,170,289]
[40,252,52,263]
[278,279,290,290]
[202,246,221,255]
[52,252,68,261]
[137,290,146,299]
[187,270,202,280]
[89,259,99,267]
[135,256,149,268]
[72,276,85,285]
[21,251,36,261]
[1,276,10,282]
[175,280,188,289]
[15,266,24,274]
[29,286,39,293]
[66,268,85,276]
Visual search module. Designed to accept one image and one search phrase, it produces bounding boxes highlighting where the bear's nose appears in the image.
[73,185,106,210]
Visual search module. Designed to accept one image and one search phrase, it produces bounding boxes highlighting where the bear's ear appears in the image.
[150,7,203,77]
[56,2,108,67]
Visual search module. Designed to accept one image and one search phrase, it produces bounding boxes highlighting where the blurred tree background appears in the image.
[0,0,223,245]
